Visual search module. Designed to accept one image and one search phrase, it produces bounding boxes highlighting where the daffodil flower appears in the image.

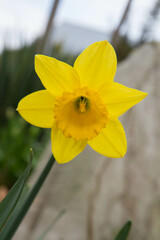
[17,41,147,164]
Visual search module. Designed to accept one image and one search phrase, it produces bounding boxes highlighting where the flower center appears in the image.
[75,96,89,113]
[54,87,108,141]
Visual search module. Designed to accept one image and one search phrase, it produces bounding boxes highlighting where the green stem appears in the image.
[1,155,55,240]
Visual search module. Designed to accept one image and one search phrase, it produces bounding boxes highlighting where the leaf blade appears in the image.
[114,221,132,240]
[0,150,32,231]
[0,155,55,240]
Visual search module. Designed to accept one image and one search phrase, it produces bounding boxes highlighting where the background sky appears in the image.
[0,0,159,51]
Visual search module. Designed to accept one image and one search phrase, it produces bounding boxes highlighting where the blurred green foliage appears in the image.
[0,108,49,188]
[0,41,77,188]
[0,44,39,122]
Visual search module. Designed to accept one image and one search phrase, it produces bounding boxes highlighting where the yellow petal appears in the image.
[99,82,148,117]
[51,122,87,164]
[35,55,80,97]
[88,119,127,158]
[17,90,55,128]
[74,41,117,89]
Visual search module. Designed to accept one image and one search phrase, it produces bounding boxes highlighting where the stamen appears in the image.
[75,96,88,113]
[79,99,86,112]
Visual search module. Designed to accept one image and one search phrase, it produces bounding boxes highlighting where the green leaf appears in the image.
[0,155,55,240]
[36,209,66,240]
[0,149,32,231]
[114,221,132,240]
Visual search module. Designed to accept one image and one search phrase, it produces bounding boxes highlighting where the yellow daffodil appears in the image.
[17,41,147,164]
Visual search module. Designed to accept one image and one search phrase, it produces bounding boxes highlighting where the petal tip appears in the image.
[143,92,148,97]
[16,101,21,112]
[55,158,72,165]
[52,150,73,164]
[35,54,46,65]
[120,148,127,158]
[116,144,127,158]
[35,54,42,58]
[140,91,148,101]
[35,54,42,64]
